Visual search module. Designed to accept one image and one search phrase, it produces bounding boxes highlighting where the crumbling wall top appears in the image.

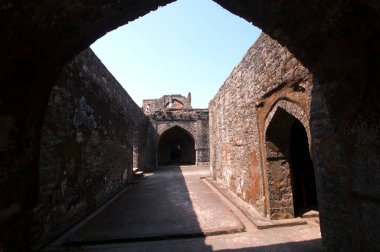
[143,93,192,115]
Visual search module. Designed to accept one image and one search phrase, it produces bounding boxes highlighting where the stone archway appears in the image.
[265,104,317,219]
[0,1,379,250]
[158,126,196,165]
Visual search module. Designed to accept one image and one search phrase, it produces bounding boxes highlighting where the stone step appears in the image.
[134,171,143,176]
[202,177,307,230]
[302,210,319,218]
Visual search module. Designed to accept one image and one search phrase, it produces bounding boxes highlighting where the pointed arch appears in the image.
[264,101,317,219]
[157,126,196,165]
[264,99,311,149]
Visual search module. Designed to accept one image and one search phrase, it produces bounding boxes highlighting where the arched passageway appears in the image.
[158,126,195,165]
[0,0,379,250]
[265,107,317,219]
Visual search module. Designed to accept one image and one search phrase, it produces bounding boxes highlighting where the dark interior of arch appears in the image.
[266,108,317,218]
[290,120,318,216]
[158,126,195,165]
[266,108,296,156]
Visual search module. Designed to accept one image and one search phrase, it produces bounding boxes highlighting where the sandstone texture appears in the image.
[209,33,313,219]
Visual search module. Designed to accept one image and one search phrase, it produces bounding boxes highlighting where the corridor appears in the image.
[45,166,321,251]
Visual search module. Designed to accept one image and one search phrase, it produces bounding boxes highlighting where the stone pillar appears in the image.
[196,147,210,166]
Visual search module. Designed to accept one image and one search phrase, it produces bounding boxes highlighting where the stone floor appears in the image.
[44,165,322,251]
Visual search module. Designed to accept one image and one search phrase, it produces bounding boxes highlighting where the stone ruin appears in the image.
[143,94,209,168]
[143,93,192,115]
[34,33,316,246]
[1,1,379,250]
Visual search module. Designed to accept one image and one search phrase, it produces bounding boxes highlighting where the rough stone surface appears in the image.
[34,49,149,248]
[210,33,313,220]
[0,0,379,251]
[143,93,192,114]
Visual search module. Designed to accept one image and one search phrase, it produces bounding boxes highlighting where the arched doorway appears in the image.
[158,126,195,165]
[265,107,317,219]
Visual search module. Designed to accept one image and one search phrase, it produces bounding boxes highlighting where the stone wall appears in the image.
[147,109,209,168]
[1,1,379,250]
[143,93,192,115]
[209,30,380,251]
[209,33,313,218]
[34,49,148,246]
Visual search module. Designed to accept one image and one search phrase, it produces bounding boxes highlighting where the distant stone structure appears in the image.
[142,93,192,115]
[143,94,209,168]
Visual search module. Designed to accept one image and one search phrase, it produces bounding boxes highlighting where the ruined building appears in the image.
[0,1,379,251]
[143,94,209,168]
[142,93,193,113]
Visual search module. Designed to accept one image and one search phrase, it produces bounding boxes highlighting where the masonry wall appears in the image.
[34,49,148,246]
[142,93,192,115]
[209,33,313,217]
[147,109,209,169]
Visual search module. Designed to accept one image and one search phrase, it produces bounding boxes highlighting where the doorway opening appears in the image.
[290,120,318,216]
[265,107,318,219]
[170,143,181,163]
[158,126,195,165]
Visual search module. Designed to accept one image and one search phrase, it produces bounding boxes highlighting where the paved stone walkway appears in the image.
[45,165,322,251]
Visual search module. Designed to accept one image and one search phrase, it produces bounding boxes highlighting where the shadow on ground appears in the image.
[46,165,240,251]
[65,165,210,245]
[44,165,321,251]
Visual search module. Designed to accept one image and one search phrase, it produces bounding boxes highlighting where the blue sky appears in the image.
[91,0,261,108]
